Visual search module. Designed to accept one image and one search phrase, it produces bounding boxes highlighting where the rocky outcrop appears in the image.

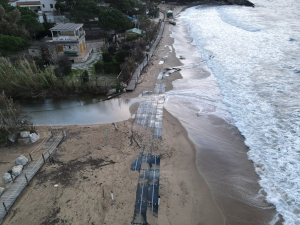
[20,131,30,138]
[29,133,40,143]
[16,155,28,166]
[12,165,23,176]
[3,173,13,183]
[0,187,4,196]
[183,0,255,7]
[225,0,255,7]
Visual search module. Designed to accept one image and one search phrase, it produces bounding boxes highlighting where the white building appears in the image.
[9,0,57,23]
[48,23,92,63]
[40,0,56,12]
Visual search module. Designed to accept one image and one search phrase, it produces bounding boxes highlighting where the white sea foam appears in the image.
[181,2,300,224]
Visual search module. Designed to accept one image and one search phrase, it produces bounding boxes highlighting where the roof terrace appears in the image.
[50,23,85,42]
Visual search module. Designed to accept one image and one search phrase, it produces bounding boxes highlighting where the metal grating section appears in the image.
[131,153,161,224]
[0,133,63,224]
[135,83,166,139]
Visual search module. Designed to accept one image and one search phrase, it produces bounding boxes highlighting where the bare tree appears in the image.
[0,92,34,144]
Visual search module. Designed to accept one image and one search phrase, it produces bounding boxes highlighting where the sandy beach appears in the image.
[0,4,284,225]
[1,6,225,225]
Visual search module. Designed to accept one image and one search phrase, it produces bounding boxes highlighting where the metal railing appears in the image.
[0,132,64,224]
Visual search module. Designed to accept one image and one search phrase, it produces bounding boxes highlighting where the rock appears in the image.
[123,88,126,93]
[3,173,12,183]
[0,187,4,195]
[20,131,30,138]
[12,165,23,176]
[16,155,28,166]
[8,134,16,143]
[106,88,116,96]
[29,133,40,143]
[18,138,29,145]
[122,83,127,88]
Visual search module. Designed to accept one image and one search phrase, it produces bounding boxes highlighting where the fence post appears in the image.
[29,153,33,161]
[25,174,29,186]
[42,153,45,163]
[3,202,8,214]
[10,173,14,182]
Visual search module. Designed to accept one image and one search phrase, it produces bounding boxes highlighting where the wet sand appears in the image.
[163,5,283,225]
[1,6,224,225]
[0,4,282,225]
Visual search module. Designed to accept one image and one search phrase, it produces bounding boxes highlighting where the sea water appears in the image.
[165,1,300,224]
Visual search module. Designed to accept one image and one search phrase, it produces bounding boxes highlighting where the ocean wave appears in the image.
[182,4,300,224]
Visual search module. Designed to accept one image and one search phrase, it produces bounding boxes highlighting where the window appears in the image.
[57,46,63,52]
[42,4,45,8]
[50,4,53,8]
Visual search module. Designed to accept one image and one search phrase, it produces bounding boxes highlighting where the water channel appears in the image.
[17,95,135,126]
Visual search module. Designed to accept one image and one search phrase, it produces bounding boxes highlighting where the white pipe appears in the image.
[140,184,144,214]
[135,158,138,171]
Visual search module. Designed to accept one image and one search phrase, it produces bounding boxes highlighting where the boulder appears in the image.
[16,155,28,166]
[0,187,4,196]
[12,165,23,176]
[20,131,30,138]
[29,133,40,143]
[8,134,17,143]
[18,138,29,145]
[3,173,12,183]
[106,88,116,96]
[122,83,127,88]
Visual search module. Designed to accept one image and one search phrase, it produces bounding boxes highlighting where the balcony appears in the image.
[52,31,85,42]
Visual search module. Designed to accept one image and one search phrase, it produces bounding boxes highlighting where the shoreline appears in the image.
[1,5,225,225]
[163,5,283,225]
[0,4,282,225]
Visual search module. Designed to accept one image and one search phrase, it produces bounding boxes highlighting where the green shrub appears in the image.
[0,35,28,52]
[115,51,131,63]
[102,53,113,62]
[81,70,89,82]
[95,61,104,73]
[104,62,121,74]
[35,59,45,71]
[125,34,142,42]
[108,45,117,55]
[54,68,62,78]
[122,44,131,51]
[58,56,72,76]
[95,61,120,74]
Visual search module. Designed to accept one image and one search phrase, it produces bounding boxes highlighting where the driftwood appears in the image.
[113,122,118,130]
[132,134,141,148]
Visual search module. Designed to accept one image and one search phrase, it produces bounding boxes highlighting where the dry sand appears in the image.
[1,6,226,225]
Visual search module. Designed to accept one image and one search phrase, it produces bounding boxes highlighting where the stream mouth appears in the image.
[17,96,135,126]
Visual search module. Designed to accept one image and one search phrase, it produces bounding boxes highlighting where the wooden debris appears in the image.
[113,122,118,130]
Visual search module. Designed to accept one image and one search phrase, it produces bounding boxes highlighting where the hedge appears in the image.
[0,35,28,52]
[95,61,121,74]
[115,51,131,63]
[102,53,113,62]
